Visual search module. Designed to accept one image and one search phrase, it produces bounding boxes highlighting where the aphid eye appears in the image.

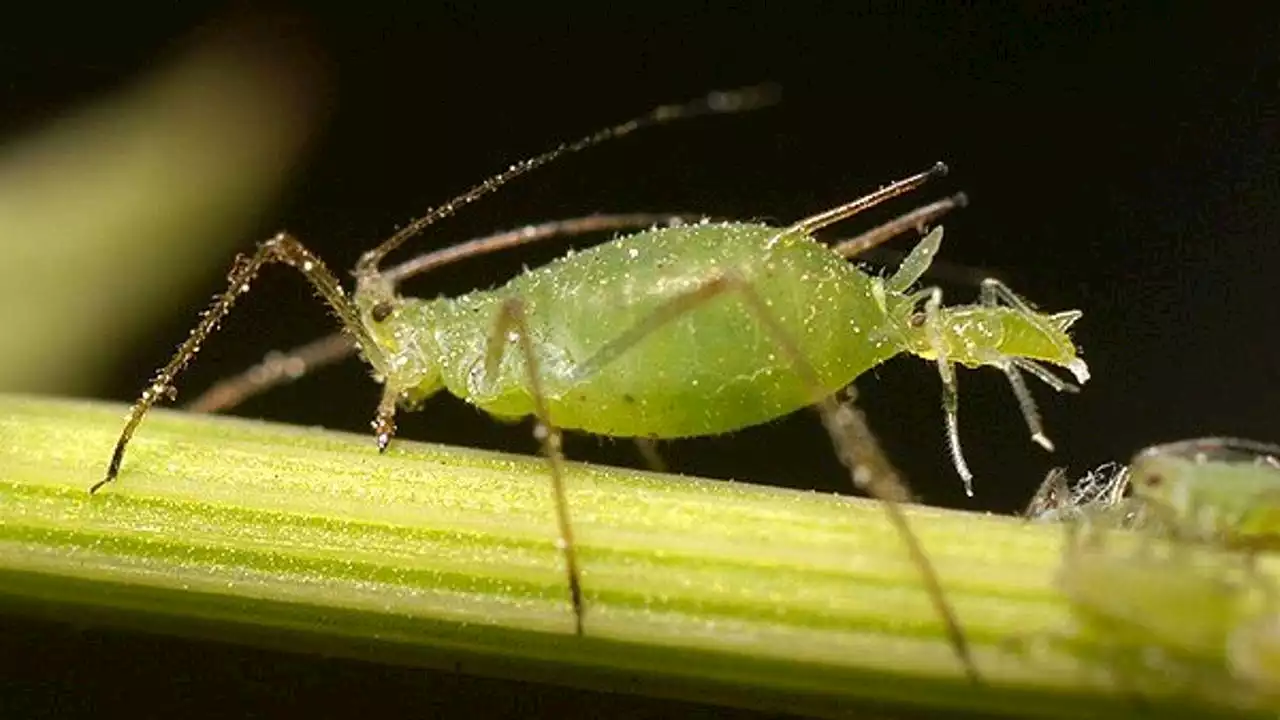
[1143,473,1164,488]
[909,312,926,328]
[370,301,394,323]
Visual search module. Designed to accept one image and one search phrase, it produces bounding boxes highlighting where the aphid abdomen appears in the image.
[1235,502,1280,549]
[445,222,902,438]
[1055,528,1265,707]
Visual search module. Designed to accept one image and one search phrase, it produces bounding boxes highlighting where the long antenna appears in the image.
[832,193,968,259]
[785,161,949,240]
[354,84,781,278]
[382,213,700,284]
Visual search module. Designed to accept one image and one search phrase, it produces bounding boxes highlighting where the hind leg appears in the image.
[483,296,585,635]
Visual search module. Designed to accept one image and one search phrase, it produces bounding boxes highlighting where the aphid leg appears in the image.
[978,277,1037,312]
[1101,465,1132,506]
[829,386,913,502]
[92,233,379,494]
[485,297,584,635]
[187,214,701,415]
[373,383,402,452]
[573,272,981,684]
[976,278,1087,451]
[1010,358,1079,394]
[909,285,976,495]
[186,333,356,414]
[980,279,1086,386]
[1024,467,1071,521]
[633,438,668,473]
[995,363,1054,452]
[842,210,983,488]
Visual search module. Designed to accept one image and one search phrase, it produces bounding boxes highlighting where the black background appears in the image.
[3,4,1279,718]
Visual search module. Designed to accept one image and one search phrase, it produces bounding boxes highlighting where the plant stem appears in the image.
[0,394,1267,718]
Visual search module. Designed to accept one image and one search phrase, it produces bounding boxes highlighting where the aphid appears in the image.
[181,214,1004,415]
[1228,611,1280,702]
[1128,437,1280,551]
[92,86,1088,682]
[1055,522,1271,710]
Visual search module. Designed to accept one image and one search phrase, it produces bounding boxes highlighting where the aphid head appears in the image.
[1127,449,1181,507]
[353,275,443,406]
[1129,437,1280,507]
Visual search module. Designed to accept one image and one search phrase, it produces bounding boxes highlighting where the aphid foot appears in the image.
[372,416,396,453]
[89,441,128,494]
[569,576,585,636]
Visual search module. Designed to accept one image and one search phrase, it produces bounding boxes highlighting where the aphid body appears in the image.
[1055,523,1272,710]
[1228,612,1280,702]
[1129,437,1280,550]
[360,221,1086,445]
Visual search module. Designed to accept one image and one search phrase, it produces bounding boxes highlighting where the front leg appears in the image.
[372,383,401,452]
[906,286,974,493]
[92,232,379,495]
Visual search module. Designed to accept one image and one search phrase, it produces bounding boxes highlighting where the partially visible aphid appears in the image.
[1128,437,1280,551]
[91,85,1090,683]
[1229,612,1280,702]
[1056,522,1273,711]
[1024,463,1146,529]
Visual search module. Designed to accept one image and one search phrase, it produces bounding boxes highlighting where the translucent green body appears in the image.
[356,222,1084,440]
[1230,613,1280,701]
[370,223,898,437]
[1055,529,1270,709]
[1130,438,1280,550]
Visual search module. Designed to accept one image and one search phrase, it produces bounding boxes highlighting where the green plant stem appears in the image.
[0,394,1267,718]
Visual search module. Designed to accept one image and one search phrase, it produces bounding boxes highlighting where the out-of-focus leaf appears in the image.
[0,18,326,392]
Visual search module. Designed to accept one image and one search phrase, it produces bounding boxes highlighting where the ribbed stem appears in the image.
[0,394,1267,718]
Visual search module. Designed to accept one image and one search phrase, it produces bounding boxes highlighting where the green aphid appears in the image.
[1229,612,1280,704]
[90,86,1090,682]
[1056,524,1273,711]
[1129,437,1280,551]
